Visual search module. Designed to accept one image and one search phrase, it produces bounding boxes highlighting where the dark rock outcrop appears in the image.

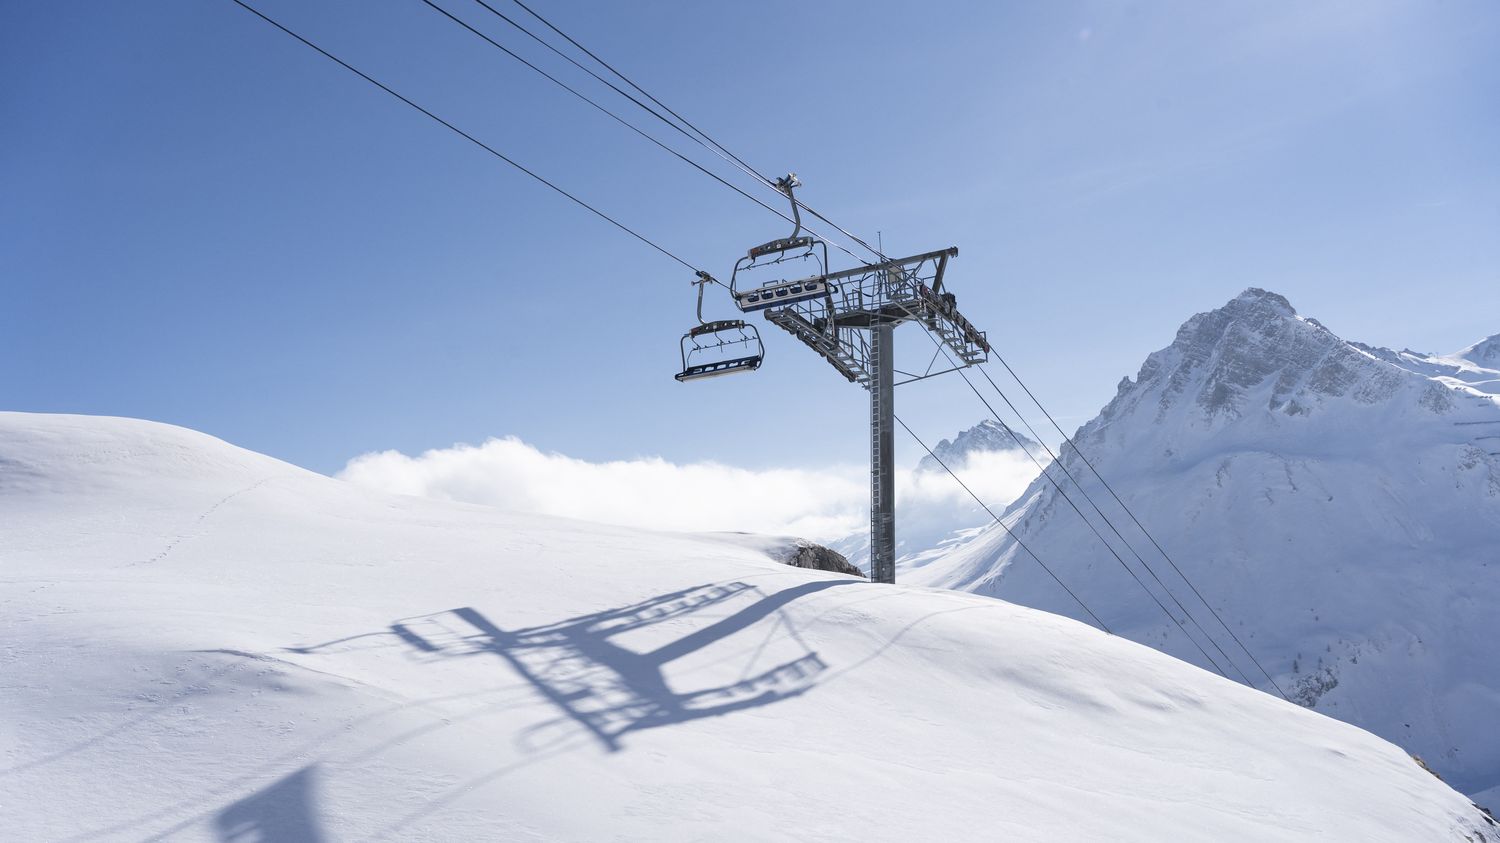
[776,540,864,578]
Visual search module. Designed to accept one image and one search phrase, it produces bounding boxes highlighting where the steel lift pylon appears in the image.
[764,246,990,582]
[678,176,992,583]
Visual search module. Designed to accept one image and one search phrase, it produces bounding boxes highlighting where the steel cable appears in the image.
[894,413,1112,636]
[226,0,704,275]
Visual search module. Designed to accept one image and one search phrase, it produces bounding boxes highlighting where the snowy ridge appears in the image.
[1448,334,1500,372]
[905,290,1500,801]
[916,418,1040,472]
[1348,333,1500,398]
[3,411,1496,840]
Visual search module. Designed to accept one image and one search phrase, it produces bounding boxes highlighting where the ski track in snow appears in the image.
[139,476,278,566]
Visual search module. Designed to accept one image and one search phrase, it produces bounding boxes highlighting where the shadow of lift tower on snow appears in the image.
[386,580,850,752]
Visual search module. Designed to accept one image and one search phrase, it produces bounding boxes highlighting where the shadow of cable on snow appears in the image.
[389,579,851,752]
[213,764,325,843]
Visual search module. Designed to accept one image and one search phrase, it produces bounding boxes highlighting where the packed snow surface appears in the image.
[2,412,1495,841]
[906,289,1500,802]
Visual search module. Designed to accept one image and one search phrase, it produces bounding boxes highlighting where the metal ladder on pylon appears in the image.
[763,308,868,385]
[869,322,896,584]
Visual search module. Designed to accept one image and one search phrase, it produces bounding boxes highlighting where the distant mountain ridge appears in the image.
[1350,333,1500,400]
[1450,334,1500,370]
[905,288,1500,803]
[917,419,1040,472]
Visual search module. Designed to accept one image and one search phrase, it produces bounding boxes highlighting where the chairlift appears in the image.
[730,174,834,314]
[676,271,764,383]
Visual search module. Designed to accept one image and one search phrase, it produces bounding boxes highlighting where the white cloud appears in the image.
[337,437,1043,544]
[903,449,1049,514]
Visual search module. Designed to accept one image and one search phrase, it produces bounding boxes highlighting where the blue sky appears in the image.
[5,0,1498,476]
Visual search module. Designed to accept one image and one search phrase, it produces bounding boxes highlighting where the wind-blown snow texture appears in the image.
[1,412,1494,840]
[907,289,1500,804]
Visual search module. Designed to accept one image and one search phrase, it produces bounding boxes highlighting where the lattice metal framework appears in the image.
[762,247,990,389]
[758,246,991,584]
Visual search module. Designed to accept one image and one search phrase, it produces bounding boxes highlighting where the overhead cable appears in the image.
[226,0,703,274]
[498,0,1281,692]
[919,333,1245,683]
[894,413,1112,636]
[498,0,1291,699]
[417,0,805,252]
[481,0,888,264]
[975,358,1293,700]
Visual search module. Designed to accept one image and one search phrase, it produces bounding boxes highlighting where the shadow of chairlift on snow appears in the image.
[214,765,326,843]
[387,580,849,752]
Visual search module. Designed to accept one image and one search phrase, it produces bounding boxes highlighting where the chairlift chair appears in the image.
[676,271,765,383]
[729,174,834,314]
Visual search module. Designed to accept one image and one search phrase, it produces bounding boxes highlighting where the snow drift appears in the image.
[1,411,1495,840]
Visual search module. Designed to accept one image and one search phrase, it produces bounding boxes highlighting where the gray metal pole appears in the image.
[870,321,896,583]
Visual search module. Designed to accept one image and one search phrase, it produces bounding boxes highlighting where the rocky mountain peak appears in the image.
[1229,287,1297,317]
[918,419,1040,471]
[1097,289,1432,435]
[908,291,1500,805]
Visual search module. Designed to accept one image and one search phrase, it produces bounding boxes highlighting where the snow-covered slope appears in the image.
[1349,334,1500,398]
[1433,334,1500,385]
[3,412,1495,840]
[906,289,1500,803]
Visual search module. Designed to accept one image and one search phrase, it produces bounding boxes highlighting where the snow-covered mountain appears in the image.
[4,411,1496,840]
[1445,334,1500,374]
[905,289,1500,805]
[917,418,1041,472]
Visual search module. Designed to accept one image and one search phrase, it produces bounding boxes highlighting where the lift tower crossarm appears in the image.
[762,246,987,387]
[819,247,957,284]
[758,245,991,584]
